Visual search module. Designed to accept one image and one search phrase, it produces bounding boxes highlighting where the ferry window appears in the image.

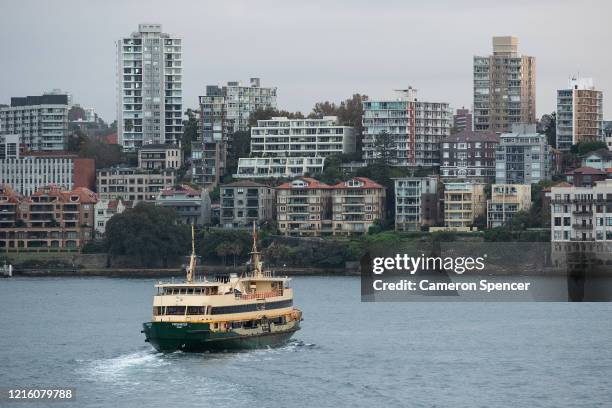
[187,288,194,294]
[244,320,258,329]
[166,306,186,315]
[153,307,163,316]
[231,321,243,329]
[186,306,205,315]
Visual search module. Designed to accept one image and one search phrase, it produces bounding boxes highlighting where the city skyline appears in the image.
[1,0,611,122]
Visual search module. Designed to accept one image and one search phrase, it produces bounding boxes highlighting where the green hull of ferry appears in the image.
[143,321,300,352]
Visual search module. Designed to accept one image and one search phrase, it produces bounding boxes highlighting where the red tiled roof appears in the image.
[276,177,332,190]
[29,185,98,204]
[160,184,202,197]
[442,129,500,143]
[565,167,606,176]
[0,184,23,203]
[332,177,384,189]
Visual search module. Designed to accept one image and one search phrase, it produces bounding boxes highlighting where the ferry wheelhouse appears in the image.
[142,224,302,352]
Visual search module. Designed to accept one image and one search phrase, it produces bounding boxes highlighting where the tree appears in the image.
[311,94,366,152]
[199,229,251,263]
[68,105,87,122]
[215,242,231,265]
[181,108,199,158]
[311,94,365,129]
[472,214,487,231]
[310,101,337,117]
[368,218,394,234]
[529,180,554,228]
[66,129,88,152]
[79,136,125,169]
[263,242,289,266]
[539,112,556,148]
[373,131,397,166]
[508,210,532,231]
[248,107,305,127]
[105,203,190,267]
[571,140,608,156]
[226,130,250,177]
[228,241,244,267]
[318,153,360,185]
[354,162,423,219]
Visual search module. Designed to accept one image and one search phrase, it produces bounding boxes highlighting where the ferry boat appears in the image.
[142,224,302,352]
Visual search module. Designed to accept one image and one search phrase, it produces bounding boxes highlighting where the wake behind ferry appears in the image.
[142,224,302,352]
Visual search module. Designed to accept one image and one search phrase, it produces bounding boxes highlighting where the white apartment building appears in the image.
[117,24,182,150]
[605,121,612,150]
[0,93,69,152]
[220,180,276,228]
[138,144,182,169]
[156,186,211,226]
[235,157,326,179]
[362,88,451,167]
[495,124,552,184]
[192,78,277,188]
[394,176,442,232]
[235,116,355,178]
[582,149,612,171]
[0,155,94,196]
[221,78,277,134]
[94,199,128,236]
[550,180,612,242]
[0,134,19,159]
[556,77,604,151]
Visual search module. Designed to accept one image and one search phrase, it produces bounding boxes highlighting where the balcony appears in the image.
[569,237,594,242]
[572,224,593,230]
[572,210,593,216]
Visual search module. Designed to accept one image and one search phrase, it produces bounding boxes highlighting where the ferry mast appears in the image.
[250,221,263,277]
[186,225,196,283]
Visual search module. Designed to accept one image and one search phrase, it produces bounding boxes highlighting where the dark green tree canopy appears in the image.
[571,140,608,156]
[105,203,190,266]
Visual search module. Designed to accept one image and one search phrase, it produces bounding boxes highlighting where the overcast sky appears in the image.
[1,0,610,122]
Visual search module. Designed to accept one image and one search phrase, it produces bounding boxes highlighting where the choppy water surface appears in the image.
[1,276,612,407]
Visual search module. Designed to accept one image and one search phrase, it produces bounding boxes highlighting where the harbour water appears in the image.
[1,276,612,407]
